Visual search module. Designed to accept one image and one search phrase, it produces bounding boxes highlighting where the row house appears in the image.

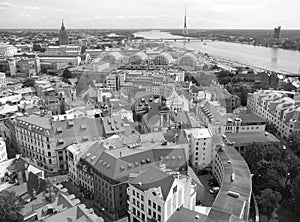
[248,90,300,139]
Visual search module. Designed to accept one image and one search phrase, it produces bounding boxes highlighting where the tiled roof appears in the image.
[17,114,51,129]
[102,116,125,135]
[53,117,103,150]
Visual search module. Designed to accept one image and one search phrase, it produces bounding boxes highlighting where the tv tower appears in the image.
[182,5,188,35]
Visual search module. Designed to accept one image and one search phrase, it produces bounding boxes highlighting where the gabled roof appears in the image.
[130,167,175,200]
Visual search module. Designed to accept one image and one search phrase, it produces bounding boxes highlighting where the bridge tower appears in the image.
[182,5,188,36]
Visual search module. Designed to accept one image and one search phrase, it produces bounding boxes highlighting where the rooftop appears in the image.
[130,167,175,200]
[190,128,212,139]
[17,114,51,129]
[226,132,280,145]
[240,112,267,125]
[209,146,252,221]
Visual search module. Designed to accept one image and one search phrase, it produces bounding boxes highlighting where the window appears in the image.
[153,202,156,209]
[158,214,161,221]
[133,199,135,205]
[141,195,144,201]
[148,209,151,215]
[153,212,156,219]
[48,152,51,157]
[133,190,135,196]
[158,205,161,212]
[137,193,140,199]
[148,200,151,206]
[49,159,52,164]
[141,204,144,211]
[133,207,136,215]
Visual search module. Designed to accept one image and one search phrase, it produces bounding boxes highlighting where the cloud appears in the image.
[58,9,65,12]
[23,6,40,10]
[41,16,48,19]
[94,16,108,19]
[0,2,18,7]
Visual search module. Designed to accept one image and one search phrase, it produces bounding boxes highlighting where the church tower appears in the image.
[182,5,188,35]
[59,19,69,45]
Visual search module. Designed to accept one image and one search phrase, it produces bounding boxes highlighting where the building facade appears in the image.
[15,114,102,174]
[0,72,6,88]
[247,90,300,139]
[127,166,196,222]
[0,137,8,162]
[0,45,17,57]
[185,128,214,170]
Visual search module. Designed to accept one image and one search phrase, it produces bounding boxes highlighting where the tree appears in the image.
[257,188,282,222]
[0,190,24,222]
[22,78,35,88]
[266,123,277,135]
[62,68,73,79]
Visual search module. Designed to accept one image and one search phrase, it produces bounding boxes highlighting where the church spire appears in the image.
[61,19,65,30]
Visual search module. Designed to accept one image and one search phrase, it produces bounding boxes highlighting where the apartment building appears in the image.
[127,166,197,222]
[248,90,300,139]
[211,145,252,221]
[70,132,190,221]
[15,114,103,174]
[67,141,99,187]
[184,128,215,170]
[198,100,266,136]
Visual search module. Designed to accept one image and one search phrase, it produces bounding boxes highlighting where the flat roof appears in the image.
[190,128,212,139]
[226,132,280,145]
[240,112,266,124]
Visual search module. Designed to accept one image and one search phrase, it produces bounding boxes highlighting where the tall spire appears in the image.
[61,19,65,30]
[182,5,188,35]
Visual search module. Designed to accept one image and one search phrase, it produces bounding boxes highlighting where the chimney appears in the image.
[66,216,73,222]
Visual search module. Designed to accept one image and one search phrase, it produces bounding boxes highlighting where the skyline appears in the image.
[0,0,300,29]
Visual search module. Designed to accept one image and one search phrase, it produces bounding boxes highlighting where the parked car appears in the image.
[209,187,220,194]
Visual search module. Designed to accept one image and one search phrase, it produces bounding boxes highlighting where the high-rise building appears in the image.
[274,26,281,39]
[59,19,69,46]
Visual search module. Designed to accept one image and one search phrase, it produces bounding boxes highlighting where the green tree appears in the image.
[266,123,277,135]
[257,188,282,222]
[0,190,24,222]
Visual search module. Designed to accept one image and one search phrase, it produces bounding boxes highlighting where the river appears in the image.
[134,30,300,74]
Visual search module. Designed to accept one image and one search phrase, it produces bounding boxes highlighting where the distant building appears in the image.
[0,45,17,57]
[0,72,6,88]
[274,26,281,39]
[59,19,69,45]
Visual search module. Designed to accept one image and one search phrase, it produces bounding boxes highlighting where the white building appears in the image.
[0,45,17,57]
[0,137,8,162]
[67,141,98,186]
[185,128,214,170]
[127,166,197,222]
[0,72,6,88]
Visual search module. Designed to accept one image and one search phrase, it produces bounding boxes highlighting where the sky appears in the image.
[0,0,299,29]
